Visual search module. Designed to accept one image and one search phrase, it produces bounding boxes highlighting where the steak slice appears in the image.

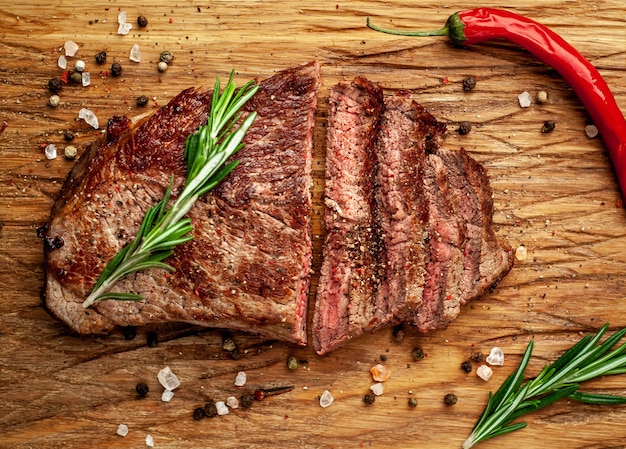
[374,97,439,327]
[43,61,320,345]
[312,78,385,355]
[411,145,514,332]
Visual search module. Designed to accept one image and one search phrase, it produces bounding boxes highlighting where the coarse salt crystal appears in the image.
[116,424,129,437]
[118,22,132,35]
[44,144,57,160]
[118,11,127,24]
[157,366,180,391]
[518,91,532,108]
[215,401,229,415]
[145,434,154,447]
[486,347,505,366]
[57,55,67,69]
[370,364,391,382]
[515,245,527,261]
[64,40,79,57]
[585,124,599,138]
[234,371,247,387]
[78,108,99,129]
[226,396,239,409]
[161,389,174,402]
[82,72,91,87]
[476,365,493,381]
[370,382,384,396]
[129,44,141,62]
[319,389,334,408]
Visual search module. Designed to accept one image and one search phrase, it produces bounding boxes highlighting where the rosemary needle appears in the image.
[82,71,258,308]
[463,323,626,448]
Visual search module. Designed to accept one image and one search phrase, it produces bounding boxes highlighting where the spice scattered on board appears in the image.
[78,108,99,129]
[234,371,247,387]
[370,364,391,382]
[157,366,180,391]
[518,91,532,108]
[476,365,493,381]
[319,390,334,408]
[444,393,458,406]
[486,347,505,366]
[116,423,129,437]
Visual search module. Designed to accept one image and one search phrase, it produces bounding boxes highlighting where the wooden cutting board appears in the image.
[2,1,626,448]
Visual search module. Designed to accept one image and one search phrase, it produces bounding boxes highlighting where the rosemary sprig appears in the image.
[463,323,626,448]
[82,71,258,308]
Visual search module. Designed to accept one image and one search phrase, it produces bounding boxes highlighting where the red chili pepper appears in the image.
[367,8,626,201]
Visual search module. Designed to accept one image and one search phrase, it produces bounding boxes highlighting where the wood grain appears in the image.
[2,1,626,448]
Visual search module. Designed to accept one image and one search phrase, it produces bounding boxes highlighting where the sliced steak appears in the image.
[315,83,514,354]
[312,78,384,355]
[43,62,320,345]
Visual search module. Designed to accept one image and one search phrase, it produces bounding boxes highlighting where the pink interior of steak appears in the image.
[43,62,320,344]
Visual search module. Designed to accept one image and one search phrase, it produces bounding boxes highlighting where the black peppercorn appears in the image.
[229,348,241,360]
[122,326,137,340]
[287,356,298,370]
[241,394,254,408]
[542,120,556,133]
[193,407,205,420]
[63,130,75,141]
[412,347,425,361]
[458,121,472,135]
[95,51,107,64]
[159,51,174,64]
[135,382,149,397]
[379,354,387,362]
[408,397,418,408]
[392,325,405,343]
[462,76,477,91]
[461,361,473,373]
[147,331,158,347]
[36,223,50,239]
[70,71,82,84]
[469,351,484,362]
[137,15,148,27]
[44,236,65,251]
[111,62,122,77]
[444,393,458,406]
[136,95,149,107]
[363,392,376,404]
[48,78,62,94]
[204,401,218,417]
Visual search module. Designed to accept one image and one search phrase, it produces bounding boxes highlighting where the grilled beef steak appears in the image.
[313,81,513,355]
[43,62,320,345]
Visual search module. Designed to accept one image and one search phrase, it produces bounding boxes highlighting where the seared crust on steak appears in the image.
[43,62,320,344]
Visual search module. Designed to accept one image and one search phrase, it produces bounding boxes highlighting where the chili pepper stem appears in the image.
[366,16,449,38]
